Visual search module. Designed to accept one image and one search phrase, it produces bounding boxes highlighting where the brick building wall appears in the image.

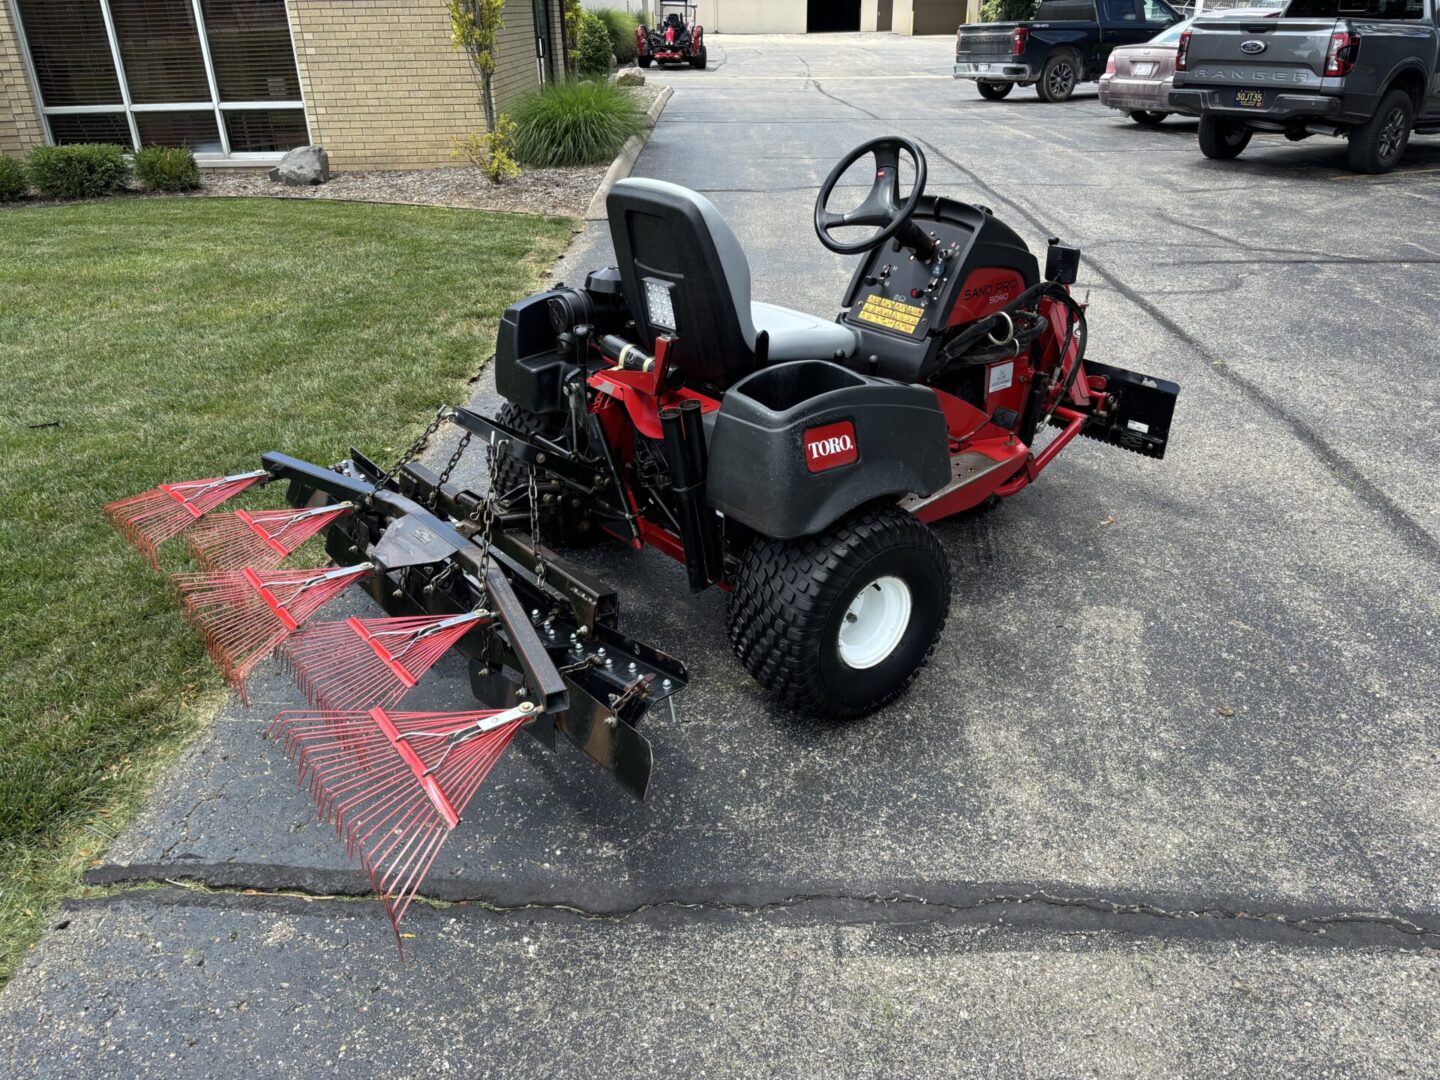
[286,0,556,170]
[0,0,44,158]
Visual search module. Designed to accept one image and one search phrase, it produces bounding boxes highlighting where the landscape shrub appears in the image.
[0,156,26,202]
[452,114,522,183]
[511,78,645,166]
[133,146,201,192]
[979,0,1038,20]
[25,144,131,200]
[595,7,639,64]
[576,11,615,77]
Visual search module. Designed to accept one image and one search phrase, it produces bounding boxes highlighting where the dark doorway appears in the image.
[877,0,893,30]
[808,0,861,32]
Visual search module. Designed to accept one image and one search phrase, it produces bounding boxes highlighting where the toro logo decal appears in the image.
[804,421,859,473]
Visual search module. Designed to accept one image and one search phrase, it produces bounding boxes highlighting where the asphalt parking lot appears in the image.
[2,32,1438,1078]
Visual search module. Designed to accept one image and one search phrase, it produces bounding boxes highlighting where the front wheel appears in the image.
[1130,110,1167,126]
[1198,114,1251,160]
[727,506,951,720]
[690,46,707,69]
[1347,89,1412,174]
[1036,53,1079,103]
[977,80,1013,101]
[638,55,653,68]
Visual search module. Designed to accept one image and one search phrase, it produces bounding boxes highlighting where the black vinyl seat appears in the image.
[606,178,858,390]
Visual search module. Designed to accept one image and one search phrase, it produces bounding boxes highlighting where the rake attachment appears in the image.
[104,471,268,569]
[270,703,535,938]
[172,563,373,700]
[185,502,356,571]
[280,611,491,713]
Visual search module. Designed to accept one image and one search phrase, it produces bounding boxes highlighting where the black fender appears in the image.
[704,361,951,540]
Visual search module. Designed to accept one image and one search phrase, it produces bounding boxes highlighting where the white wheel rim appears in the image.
[837,575,912,670]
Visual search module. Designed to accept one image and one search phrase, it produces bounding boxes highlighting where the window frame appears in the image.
[7,0,308,162]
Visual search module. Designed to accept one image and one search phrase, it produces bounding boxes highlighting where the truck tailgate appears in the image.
[956,24,1019,61]
[1183,17,1338,89]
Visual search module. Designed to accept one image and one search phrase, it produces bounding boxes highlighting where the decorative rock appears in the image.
[616,67,646,86]
[268,145,330,186]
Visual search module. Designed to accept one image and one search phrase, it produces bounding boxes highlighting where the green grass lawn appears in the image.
[0,197,574,983]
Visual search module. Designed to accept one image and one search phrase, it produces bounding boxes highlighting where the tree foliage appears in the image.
[979,0,1039,20]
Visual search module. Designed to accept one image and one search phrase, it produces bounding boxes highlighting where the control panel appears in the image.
[845,229,968,342]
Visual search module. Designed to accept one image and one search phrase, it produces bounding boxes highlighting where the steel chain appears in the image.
[429,430,473,508]
[469,435,501,582]
[373,406,452,493]
[527,465,548,593]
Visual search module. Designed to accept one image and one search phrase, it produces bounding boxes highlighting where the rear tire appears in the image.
[977,80,1013,100]
[1347,89,1412,174]
[1129,110,1167,125]
[1036,52,1079,102]
[1198,114,1251,160]
[638,55,653,68]
[691,46,707,69]
[727,506,951,720]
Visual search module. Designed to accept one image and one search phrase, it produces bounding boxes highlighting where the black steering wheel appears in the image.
[813,137,928,256]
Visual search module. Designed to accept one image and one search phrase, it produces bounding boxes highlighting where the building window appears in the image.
[11,0,308,159]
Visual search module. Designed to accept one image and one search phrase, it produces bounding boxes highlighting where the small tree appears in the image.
[449,0,507,130]
[576,12,614,77]
[563,0,584,73]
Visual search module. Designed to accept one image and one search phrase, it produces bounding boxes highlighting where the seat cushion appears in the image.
[750,301,858,362]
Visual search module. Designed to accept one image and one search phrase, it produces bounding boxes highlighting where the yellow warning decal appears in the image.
[855,294,925,335]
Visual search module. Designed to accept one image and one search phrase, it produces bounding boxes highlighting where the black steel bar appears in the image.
[260,451,568,716]
[679,398,724,583]
[450,406,602,490]
[659,406,710,591]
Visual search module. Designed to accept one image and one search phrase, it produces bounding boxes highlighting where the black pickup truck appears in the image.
[1170,0,1440,172]
[955,0,1182,101]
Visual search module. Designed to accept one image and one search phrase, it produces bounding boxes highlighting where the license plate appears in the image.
[1132,61,1156,76]
[1233,90,1266,108]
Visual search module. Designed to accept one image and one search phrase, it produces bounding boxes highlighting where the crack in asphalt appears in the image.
[76,874,1440,951]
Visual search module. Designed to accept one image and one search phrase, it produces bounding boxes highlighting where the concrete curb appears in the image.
[585,85,674,220]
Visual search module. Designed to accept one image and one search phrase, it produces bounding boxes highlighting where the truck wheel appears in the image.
[1129,110,1167,126]
[1347,89,1412,174]
[1036,53,1079,102]
[492,402,600,547]
[690,46,707,69]
[977,80,1012,100]
[1198,115,1251,160]
[727,506,951,720]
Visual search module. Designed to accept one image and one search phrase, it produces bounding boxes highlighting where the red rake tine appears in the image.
[279,611,490,713]
[269,705,533,946]
[104,471,267,570]
[171,563,373,701]
[185,502,357,572]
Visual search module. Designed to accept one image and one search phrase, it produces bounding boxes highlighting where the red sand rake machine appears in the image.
[105,425,688,942]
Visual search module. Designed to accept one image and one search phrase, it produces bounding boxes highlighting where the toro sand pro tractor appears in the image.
[106,137,1177,943]
[636,2,706,68]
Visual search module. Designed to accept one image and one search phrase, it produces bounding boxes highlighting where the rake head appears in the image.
[280,610,490,713]
[185,502,356,572]
[172,563,373,700]
[270,704,534,938]
[104,471,268,569]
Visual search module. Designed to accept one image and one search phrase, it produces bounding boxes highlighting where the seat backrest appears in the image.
[606,177,758,389]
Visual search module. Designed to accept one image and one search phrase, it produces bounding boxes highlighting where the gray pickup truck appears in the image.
[1169,0,1440,172]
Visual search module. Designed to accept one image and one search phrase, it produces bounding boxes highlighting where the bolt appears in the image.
[392,588,403,599]
[530,608,541,620]
[662,678,673,690]
[628,661,638,673]
[845,612,858,623]
[597,647,606,657]
[604,657,614,668]
[577,625,589,636]
[605,716,618,729]
[536,453,547,465]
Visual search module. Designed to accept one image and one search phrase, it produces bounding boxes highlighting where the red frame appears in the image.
[582,291,1093,584]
